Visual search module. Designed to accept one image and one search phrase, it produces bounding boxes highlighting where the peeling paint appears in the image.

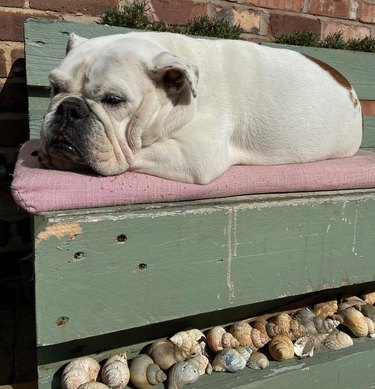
[36,222,82,245]
[226,210,235,303]
[264,363,306,378]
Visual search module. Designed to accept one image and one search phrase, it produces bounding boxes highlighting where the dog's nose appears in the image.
[56,97,89,121]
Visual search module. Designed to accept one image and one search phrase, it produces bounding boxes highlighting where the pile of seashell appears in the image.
[61,291,375,389]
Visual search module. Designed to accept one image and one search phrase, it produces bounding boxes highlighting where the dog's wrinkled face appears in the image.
[40,32,199,175]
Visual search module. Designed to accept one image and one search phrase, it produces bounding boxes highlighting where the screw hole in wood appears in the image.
[117,234,127,243]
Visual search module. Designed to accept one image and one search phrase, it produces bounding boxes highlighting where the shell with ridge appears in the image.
[101,353,130,389]
[267,313,306,340]
[61,357,101,389]
[268,335,294,362]
[338,296,366,311]
[129,354,167,389]
[361,292,375,305]
[358,304,375,322]
[147,339,186,370]
[246,351,269,370]
[365,317,375,338]
[324,331,353,350]
[78,383,110,389]
[333,307,369,337]
[212,347,252,373]
[169,329,206,358]
[294,308,339,334]
[293,333,328,359]
[167,359,201,389]
[313,300,338,319]
[251,319,269,338]
[229,321,269,349]
[206,326,239,352]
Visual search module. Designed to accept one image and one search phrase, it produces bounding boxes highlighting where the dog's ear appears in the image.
[66,33,88,54]
[150,52,199,98]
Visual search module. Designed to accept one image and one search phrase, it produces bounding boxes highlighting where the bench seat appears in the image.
[12,140,375,214]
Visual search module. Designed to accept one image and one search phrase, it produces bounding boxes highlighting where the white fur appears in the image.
[43,32,362,183]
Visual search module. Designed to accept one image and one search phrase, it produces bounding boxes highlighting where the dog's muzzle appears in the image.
[46,97,90,164]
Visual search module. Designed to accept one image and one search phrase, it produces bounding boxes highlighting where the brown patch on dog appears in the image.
[302,54,352,90]
[303,54,360,107]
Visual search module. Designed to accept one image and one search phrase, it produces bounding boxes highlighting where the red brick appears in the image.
[0,0,25,6]
[361,1,375,23]
[0,49,7,78]
[150,0,207,25]
[269,13,321,36]
[0,11,56,42]
[308,0,358,20]
[0,117,28,147]
[10,48,25,78]
[0,81,28,113]
[323,21,370,40]
[246,0,304,12]
[29,0,118,16]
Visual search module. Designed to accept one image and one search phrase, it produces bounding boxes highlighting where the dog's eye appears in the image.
[102,95,124,106]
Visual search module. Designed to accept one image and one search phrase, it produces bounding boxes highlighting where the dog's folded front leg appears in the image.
[130,133,232,184]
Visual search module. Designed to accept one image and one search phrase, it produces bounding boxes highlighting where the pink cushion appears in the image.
[11,140,375,214]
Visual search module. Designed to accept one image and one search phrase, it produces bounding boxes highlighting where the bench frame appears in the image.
[23,18,375,389]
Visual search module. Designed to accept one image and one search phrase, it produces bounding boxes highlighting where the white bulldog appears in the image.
[40,31,362,184]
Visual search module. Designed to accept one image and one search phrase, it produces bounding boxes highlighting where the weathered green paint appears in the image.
[34,190,375,347]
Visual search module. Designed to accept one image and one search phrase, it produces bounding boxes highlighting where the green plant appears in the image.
[99,1,243,39]
[273,30,375,53]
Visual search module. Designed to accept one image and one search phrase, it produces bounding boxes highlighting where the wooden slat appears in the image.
[34,190,375,346]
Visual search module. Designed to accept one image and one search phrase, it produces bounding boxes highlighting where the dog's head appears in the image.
[40,32,199,175]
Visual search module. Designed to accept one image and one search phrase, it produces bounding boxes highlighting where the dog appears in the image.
[39,31,362,184]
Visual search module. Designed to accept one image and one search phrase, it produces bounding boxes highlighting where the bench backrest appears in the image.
[26,18,375,150]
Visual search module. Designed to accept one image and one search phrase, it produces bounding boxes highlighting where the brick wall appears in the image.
[0,0,375,292]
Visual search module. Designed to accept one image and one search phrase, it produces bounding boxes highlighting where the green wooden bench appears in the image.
[23,18,375,389]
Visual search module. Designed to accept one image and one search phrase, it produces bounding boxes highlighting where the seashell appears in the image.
[229,321,269,349]
[313,316,340,334]
[313,300,338,319]
[338,296,365,312]
[187,354,211,376]
[364,317,375,338]
[206,326,239,352]
[129,354,167,389]
[293,335,315,358]
[333,307,369,337]
[61,357,100,389]
[246,351,269,370]
[78,384,109,389]
[324,331,353,350]
[294,307,338,334]
[229,322,253,347]
[167,360,200,389]
[251,319,269,338]
[267,314,306,340]
[170,329,206,358]
[268,335,294,362]
[293,333,327,359]
[358,304,375,322]
[212,347,251,373]
[101,353,130,389]
[293,308,316,333]
[361,292,375,305]
[147,339,186,370]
